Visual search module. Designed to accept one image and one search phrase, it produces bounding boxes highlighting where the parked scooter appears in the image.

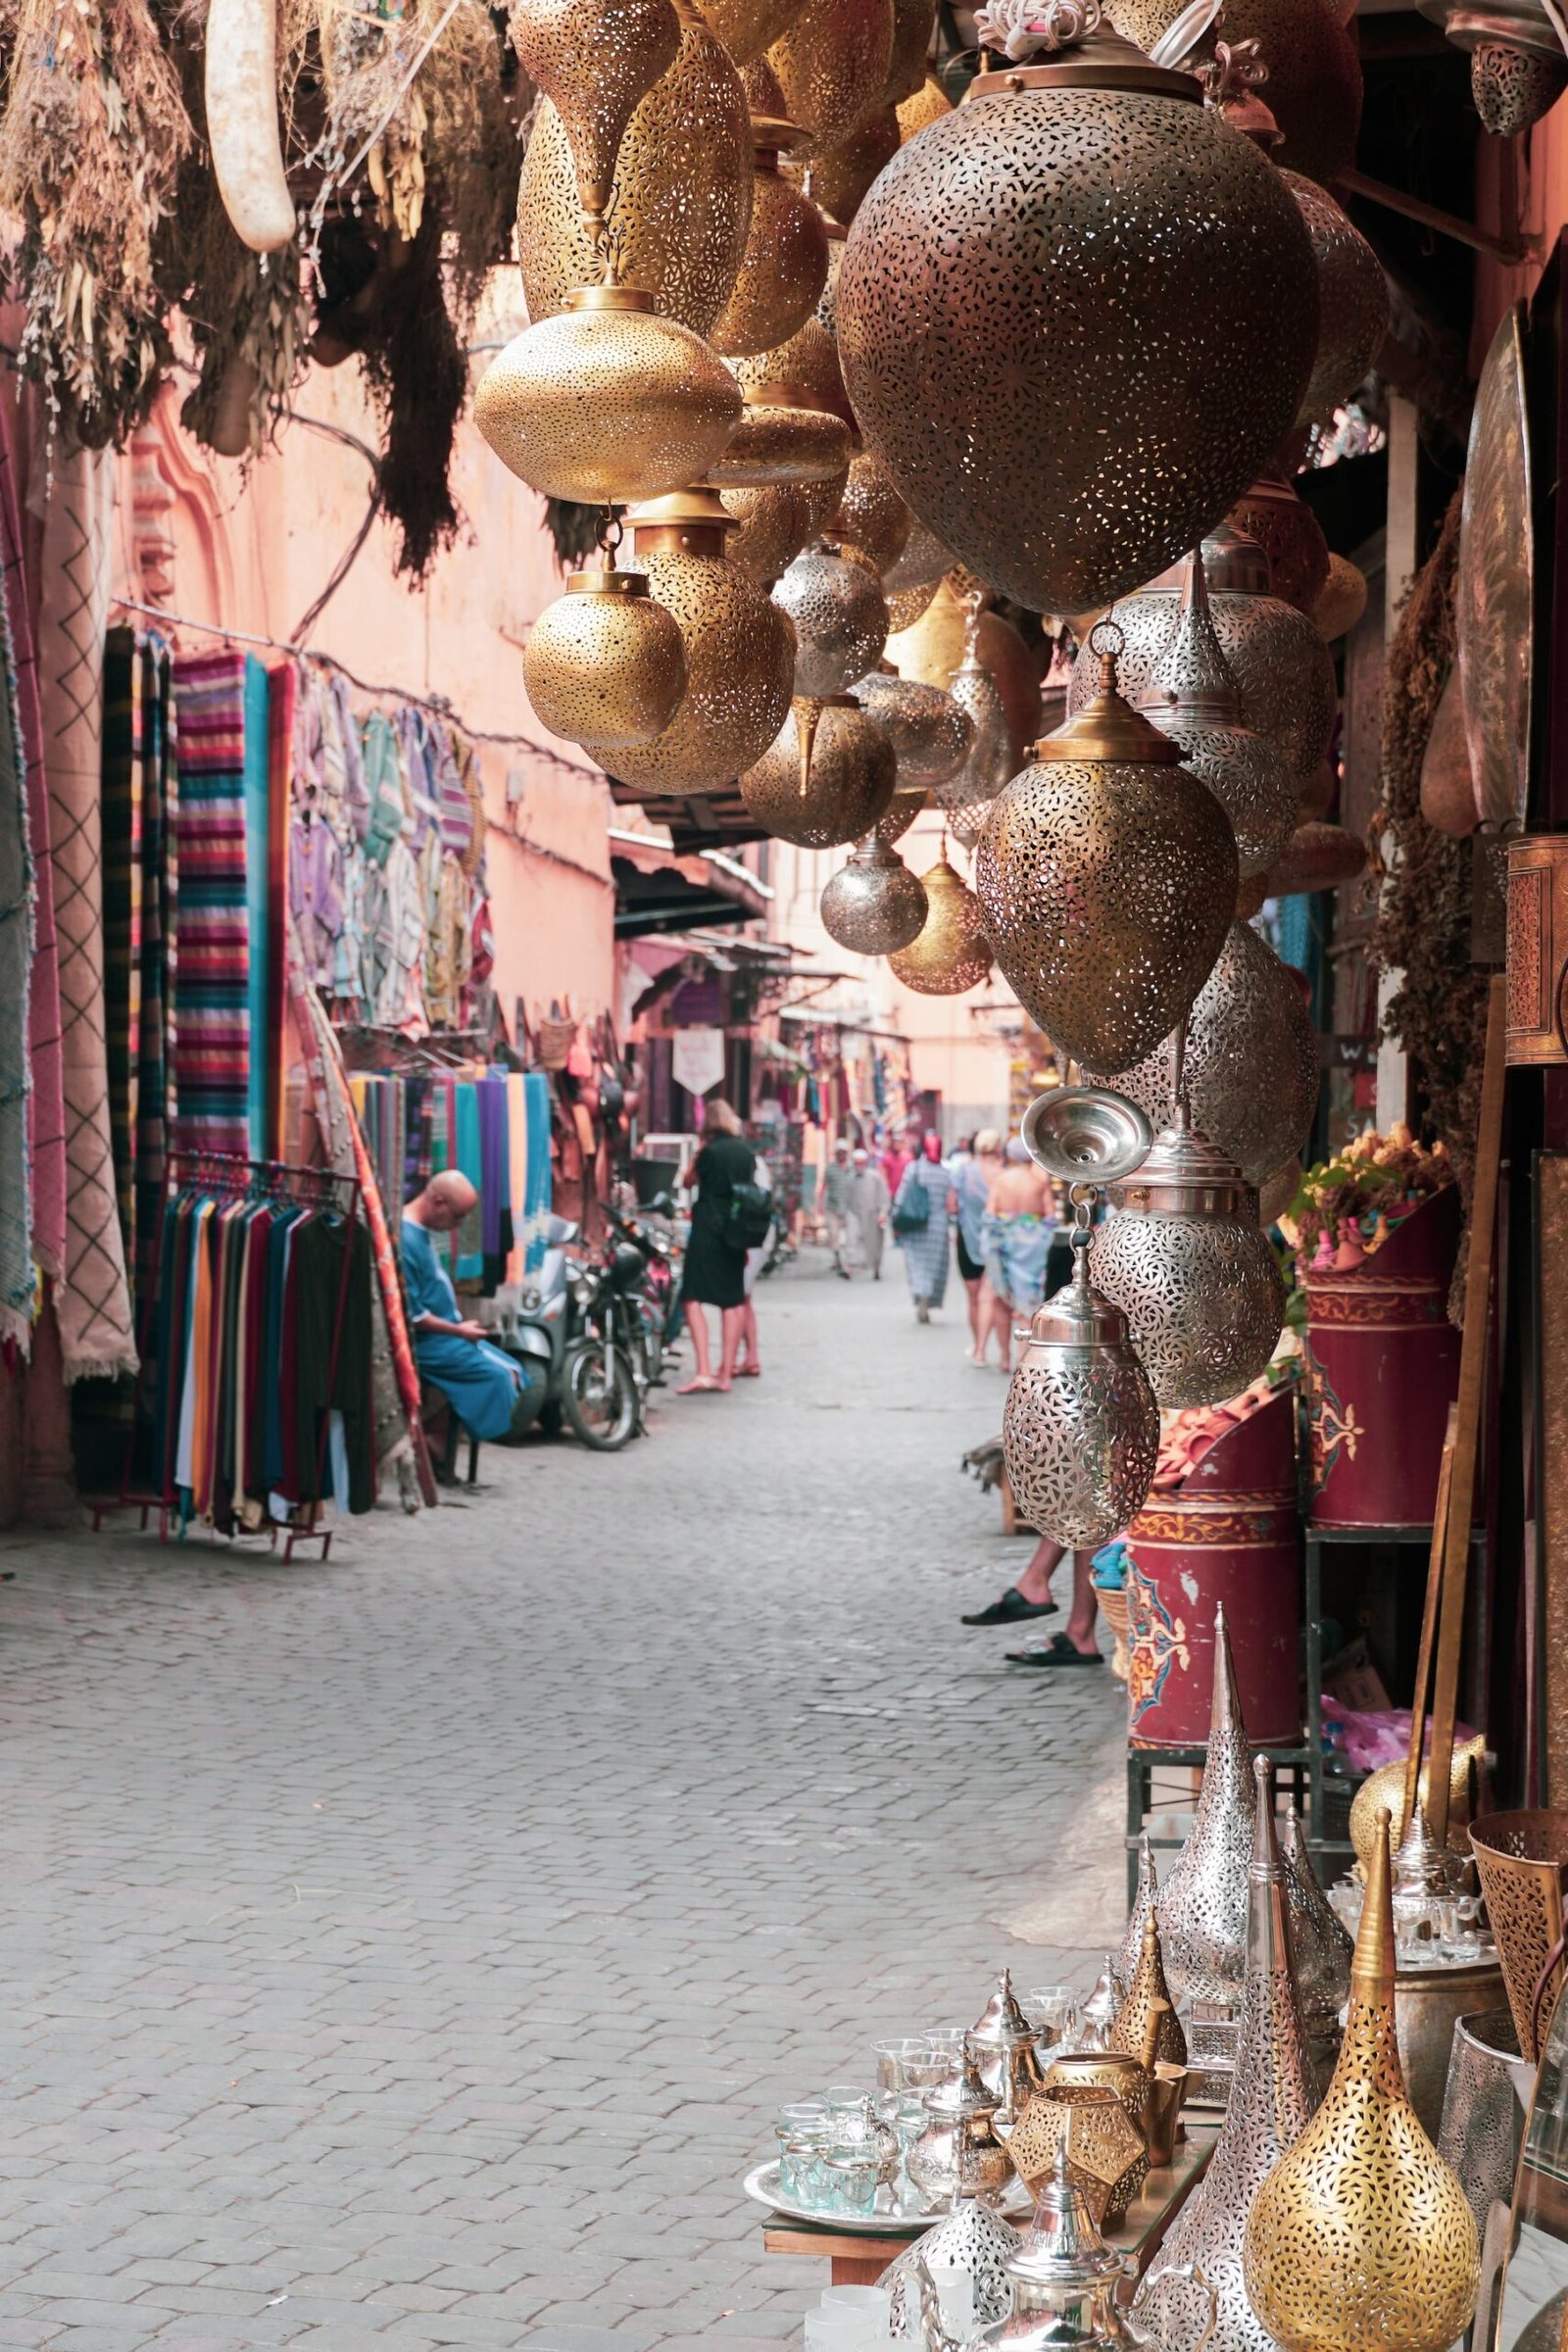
[491,1212,578,1437]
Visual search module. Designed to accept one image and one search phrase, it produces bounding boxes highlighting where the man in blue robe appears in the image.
[402,1172,531,1442]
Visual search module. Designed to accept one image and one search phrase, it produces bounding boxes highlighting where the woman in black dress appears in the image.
[678,1099,758,1394]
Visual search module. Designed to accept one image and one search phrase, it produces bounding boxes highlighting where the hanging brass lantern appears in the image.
[976,625,1237,1073]
[1227,472,1330,616]
[1069,523,1337,787]
[819,831,928,954]
[1311,553,1368,644]
[832,451,911,576]
[1284,173,1387,432]
[1134,1758,1320,2352]
[717,481,812,583]
[733,315,857,434]
[835,20,1319,614]
[710,397,854,489]
[516,3,752,335]
[710,114,830,360]
[522,565,688,749]
[886,513,952,596]
[605,488,796,790]
[1110,1913,1188,2072]
[774,545,888,694]
[883,0,936,104]
[1158,1604,1255,2013]
[876,786,928,846]
[700,0,805,67]
[937,608,1019,850]
[1107,0,1361,184]
[799,106,901,226]
[1416,0,1568,132]
[475,284,741,505]
[764,0,895,155]
[1091,1094,1287,1410]
[1141,547,1299,879]
[802,463,851,538]
[891,580,1041,761]
[854,670,971,788]
[739,695,896,845]
[1086,918,1318,1187]
[889,855,993,993]
[507,0,680,260]
[897,65,951,136]
[1243,1814,1481,2352]
[887,578,941,633]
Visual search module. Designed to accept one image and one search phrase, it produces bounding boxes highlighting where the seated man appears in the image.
[402,1171,534,1442]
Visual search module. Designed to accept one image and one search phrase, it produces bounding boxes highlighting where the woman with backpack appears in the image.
[891,1132,955,1324]
[676,1098,766,1394]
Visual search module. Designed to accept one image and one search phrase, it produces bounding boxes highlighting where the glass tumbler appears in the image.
[1025,1985,1079,2052]
[776,2099,829,2204]
[874,2037,934,2092]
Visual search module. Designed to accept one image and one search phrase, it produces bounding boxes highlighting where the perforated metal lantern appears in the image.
[1158,1604,1256,2009]
[774,545,888,694]
[1282,1800,1353,2039]
[853,670,970,788]
[1265,821,1368,896]
[523,565,688,749]
[1285,172,1388,431]
[888,856,992,994]
[1227,471,1330,616]
[891,580,1041,761]
[740,695,896,846]
[976,629,1237,1073]
[764,0,895,155]
[718,481,813,582]
[831,451,912,575]
[1141,547,1298,879]
[700,0,805,67]
[1416,0,1568,132]
[801,105,901,225]
[875,786,928,845]
[819,831,928,953]
[834,25,1318,614]
[937,612,1021,850]
[610,488,796,791]
[516,2,752,334]
[883,0,937,105]
[710,115,830,360]
[1312,552,1369,644]
[709,396,854,488]
[1108,0,1362,183]
[508,0,680,253]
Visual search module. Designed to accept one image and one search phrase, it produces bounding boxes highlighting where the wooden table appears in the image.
[760,2121,1217,2286]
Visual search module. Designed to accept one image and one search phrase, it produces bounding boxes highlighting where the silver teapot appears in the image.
[969,1970,1048,2125]
[906,2043,1015,2209]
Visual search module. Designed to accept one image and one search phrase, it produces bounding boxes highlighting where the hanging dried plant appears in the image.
[180,235,311,456]
[355,206,466,580]
[0,0,192,447]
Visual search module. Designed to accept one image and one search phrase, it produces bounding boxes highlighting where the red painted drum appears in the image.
[1125,1387,1300,1749]
[1302,1185,1462,1529]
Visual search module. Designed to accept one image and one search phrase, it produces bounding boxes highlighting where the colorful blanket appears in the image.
[172,651,252,1156]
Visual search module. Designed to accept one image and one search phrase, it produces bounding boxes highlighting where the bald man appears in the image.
[402,1172,532,1442]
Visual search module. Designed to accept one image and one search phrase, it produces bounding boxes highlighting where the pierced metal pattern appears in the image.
[1158,1610,1255,2008]
[1227,478,1330,617]
[1283,173,1388,432]
[1069,587,1337,786]
[734,316,858,431]
[886,514,953,595]
[1085,920,1318,1186]
[612,546,795,793]
[975,750,1236,1073]
[1114,1835,1159,1998]
[820,832,928,953]
[516,15,752,334]
[1281,1803,1352,2037]
[835,81,1317,613]
[1013,2062,1151,2225]
[1003,1321,1159,1548]
[1436,2011,1524,2246]
[884,0,938,105]
[1091,1201,1287,1409]
[719,483,812,584]
[709,400,854,488]
[801,105,902,227]
[939,644,1017,849]
[878,2198,1022,2335]
[764,0,895,155]
[854,672,971,787]
[1471,36,1568,131]
[1468,1812,1568,2062]
[888,858,993,994]
[1106,0,1361,183]
[700,0,806,67]
[523,573,688,750]
[876,786,927,845]
[1110,1914,1188,2070]
[774,548,889,695]
[740,697,896,846]
[1457,306,1533,835]
[507,0,679,226]
[711,151,832,360]
[832,452,912,575]
[1156,717,1298,881]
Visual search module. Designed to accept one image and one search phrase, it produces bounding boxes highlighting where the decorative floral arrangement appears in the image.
[1279,1122,1453,1274]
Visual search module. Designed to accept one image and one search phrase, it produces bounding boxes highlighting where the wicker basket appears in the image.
[1098,1586,1131,1683]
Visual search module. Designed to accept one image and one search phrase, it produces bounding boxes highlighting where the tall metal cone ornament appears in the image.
[1110,1912,1188,2072]
[1280,1802,1351,2043]
[1113,1834,1158,1996]
[1158,1604,1255,2012]
[1135,1758,1319,2352]
[1242,1813,1481,2352]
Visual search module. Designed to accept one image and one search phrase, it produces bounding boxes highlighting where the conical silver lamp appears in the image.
[1280,1801,1351,2050]
[1157,1604,1255,2099]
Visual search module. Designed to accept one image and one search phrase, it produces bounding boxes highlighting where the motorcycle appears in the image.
[562,1237,654,1449]
[608,1198,680,1386]
[494,1212,577,1438]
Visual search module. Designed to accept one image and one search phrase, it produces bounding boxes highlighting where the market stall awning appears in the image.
[610,827,771,938]
[607,777,767,855]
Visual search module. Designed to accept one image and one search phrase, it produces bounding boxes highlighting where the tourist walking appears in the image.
[982,1138,1056,1371]
[822,1138,855,1278]
[850,1147,889,1278]
[953,1128,1004,1364]
[677,1099,759,1394]
[892,1132,953,1323]
[879,1123,914,1206]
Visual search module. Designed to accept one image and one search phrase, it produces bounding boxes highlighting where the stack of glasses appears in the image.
[804,2286,893,2349]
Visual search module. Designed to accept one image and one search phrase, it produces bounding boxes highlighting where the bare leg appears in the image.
[717,1304,744,1389]
[987,1287,1014,1370]
[1017,1535,1065,1605]
[678,1301,716,1391]
[964,1274,983,1359]
[1063,1552,1102,1654]
[736,1298,760,1372]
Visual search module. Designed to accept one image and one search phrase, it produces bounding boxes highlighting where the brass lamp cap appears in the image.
[566,568,651,597]
[971,24,1201,100]
[750,112,808,153]
[1107,1103,1254,1217]
[564,282,657,314]
[623,486,739,531]
[1033,625,1182,764]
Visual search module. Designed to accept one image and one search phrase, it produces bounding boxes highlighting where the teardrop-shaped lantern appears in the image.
[1069,523,1338,786]
[700,0,805,67]
[976,625,1237,1072]
[1086,919,1319,1186]
[1227,472,1330,616]
[832,451,911,575]
[1113,1834,1159,1997]
[819,831,928,953]
[523,565,688,749]
[764,0,895,154]
[1134,1758,1321,2352]
[509,0,680,255]
[1158,1604,1256,2011]
[835,23,1318,613]
[774,545,888,694]
[896,64,950,136]
[740,695,896,845]
[517,3,752,334]
[1107,0,1361,184]
[891,579,1041,760]
[888,855,992,994]
[1469,29,1568,132]
[853,669,971,788]
[1141,547,1299,879]
[1281,1801,1353,2043]
[474,284,741,504]
[1284,172,1388,431]
[710,114,830,359]
[1110,1912,1188,2071]
[606,488,796,790]
[718,481,812,583]
[1243,1812,1480,2352]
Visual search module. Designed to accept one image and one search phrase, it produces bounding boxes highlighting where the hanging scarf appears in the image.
[100,629,144,1267]
[172,650,252,1156]
[523,1069,552,1273]
[0,524,32,1348]
[453,1079,483,1281]
[506,1069,527,1285]
[135,637,176,1339]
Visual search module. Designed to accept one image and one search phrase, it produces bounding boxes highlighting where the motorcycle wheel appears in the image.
[563,1339,639,1452]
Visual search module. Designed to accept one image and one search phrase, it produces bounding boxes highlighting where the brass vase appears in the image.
[975,632,1237,1073]
[764,0,895,155]
[774,545,888,694]
[1111,1913,1189,2073]
[854,670,971,789]
[888,857,993,994]
[710,114,830,360]
[834,24,1319,613]
[607,488,796,791]
[700,0,805,67]
[819,832,928,954]
[1281,1802,1353,2043]
[1227,473,1330,618]
[718,481,812,583]
[1284,173,1388,433]
[1134,1758,1320,2352]
[832,451,912,575]
[739,695,896,846]
[473,284,741,505]
[1106,0,1361,184]
[516,3,752,335]
[1158,1604,1255,2012]
[507,0,680,256]
[1242,1813,1481,2352]
[523,566,688,749]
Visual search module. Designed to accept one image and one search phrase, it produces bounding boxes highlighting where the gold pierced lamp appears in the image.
[853,670,971,789]
[522,567,687,749]
[763,0,895,156]
[831,451,911,576]
[1284,172,1388,432]
[888,852,992,994]
[820,832,928,955]
[710,115,830,360]
[717,482,812,584]
[739,695,896,846]
[699,0,805,67]
[507,0,679,264]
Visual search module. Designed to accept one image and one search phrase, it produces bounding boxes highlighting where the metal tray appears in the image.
[743,2161,1032,2234]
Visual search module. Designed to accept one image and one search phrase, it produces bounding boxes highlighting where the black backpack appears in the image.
[724,1180,775,1250]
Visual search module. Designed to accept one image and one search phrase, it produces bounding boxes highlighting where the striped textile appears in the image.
[172,652,252,1155]
[0,536,31,1349]
[135,637,176,1328]
[243,659,271,1158]
[523,1070,552,1273]
[101,631,144,1264]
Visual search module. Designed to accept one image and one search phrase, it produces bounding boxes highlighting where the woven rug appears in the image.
[40,442,136,1382]
[171,651,251,1154]
[134,637,176,1329]
[0,531,32,1349]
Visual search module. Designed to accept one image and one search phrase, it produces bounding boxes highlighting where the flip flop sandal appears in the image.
[1004,1634,1104,1668]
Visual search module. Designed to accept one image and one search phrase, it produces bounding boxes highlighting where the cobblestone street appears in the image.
[1,1257,1127,2352]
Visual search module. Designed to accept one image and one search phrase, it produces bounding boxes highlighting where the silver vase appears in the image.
[1158,1605,1255,2016]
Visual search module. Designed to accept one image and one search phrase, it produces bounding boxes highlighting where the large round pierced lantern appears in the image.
[740,695,897,845]
[820,831,929,953]
[853,670,971,788]
[1227,472,1330,616]
[710,114,830,360]
[1283,172,1388,431]
[1141,548,1298,879]
[1003,1090,1160,1547]
[1108,0,1362,183]
[888,855,993,994]
[474,285,741,505]
[507,0,679,257]
[604,488,796,790]
[718,481,813,583]
[976,625,1237,1072]
[1091,1094,1288,1409]
[834,19,1319,615]
[516,4,752,333]
[1416,0,1568,134]
[523,565,688,749]
[764,0,895,155]
[774,545,888,694]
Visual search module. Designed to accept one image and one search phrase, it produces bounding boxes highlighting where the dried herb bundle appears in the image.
[354,208,466,580]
